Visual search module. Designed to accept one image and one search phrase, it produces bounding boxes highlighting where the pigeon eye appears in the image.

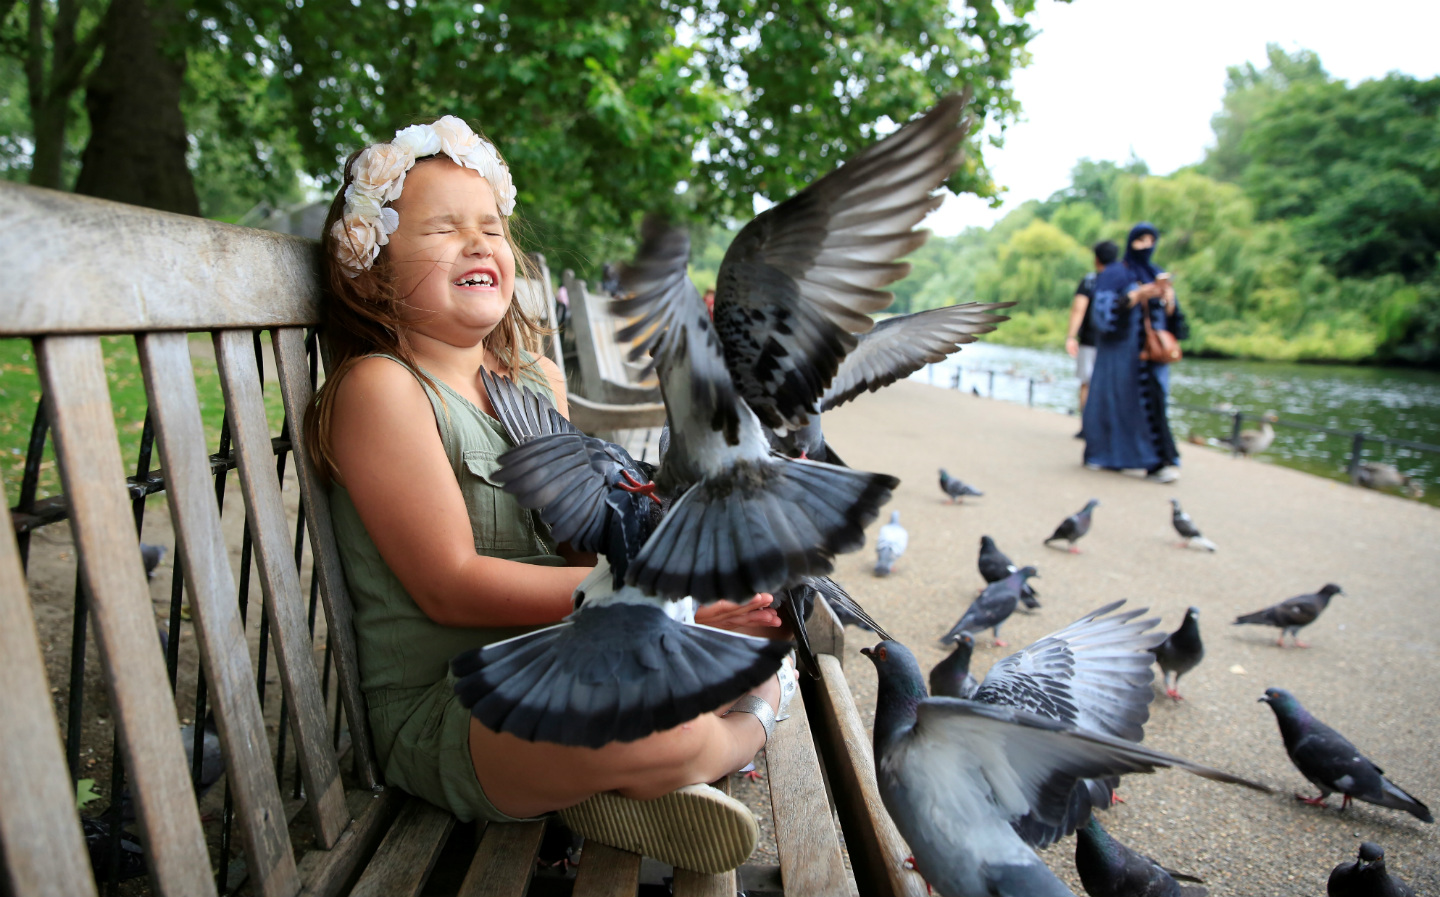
[877,645,888,661]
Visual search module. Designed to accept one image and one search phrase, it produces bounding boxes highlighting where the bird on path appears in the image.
[1074,816,1207,897]
[180,713,225,797]
[139,542,167,579]
[941,566,1037,647]
[1152,607,1203,702]
[929,633,979,699]
[1221,412,1278,456]
[1328,842,1417,897]
[1234,583,1343,648]
[1167,499,1215,552]
[977,535,1040,608]
[1046,499,1099,553]
[1259,687,1433,823]
[874,511,908,576]
[1355,462,1423,498]
[939,469,983,503]
[861,639,1269,897]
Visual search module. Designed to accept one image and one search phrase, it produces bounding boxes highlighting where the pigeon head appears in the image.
[947,632,975,662]
[1186,606,1200,619]
[938,468,950,480]
[1085,498,1100,509]
[1319,583,1344,597]
[1258,687,1299,712]
[1017,565,1039,579]
[862,641,928,750]
[980,535,995,550]
[1168,498,1181,508]
[890,510,901,524]
[1356,842,1385,867]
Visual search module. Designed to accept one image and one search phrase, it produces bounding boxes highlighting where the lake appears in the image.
[914,343,1440,506]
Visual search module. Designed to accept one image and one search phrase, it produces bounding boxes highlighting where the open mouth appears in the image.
[453,270,497,288]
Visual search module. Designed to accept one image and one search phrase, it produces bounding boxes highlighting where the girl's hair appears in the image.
[305,144,551,484]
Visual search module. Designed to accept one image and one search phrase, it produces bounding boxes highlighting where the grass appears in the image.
[1,334,289,509]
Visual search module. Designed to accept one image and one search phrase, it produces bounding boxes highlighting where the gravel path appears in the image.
[811,380,1439,895]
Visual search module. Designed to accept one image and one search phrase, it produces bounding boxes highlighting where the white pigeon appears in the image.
[874,510,909,576]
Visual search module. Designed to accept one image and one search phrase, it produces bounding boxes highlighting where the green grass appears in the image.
[2,334,289,508]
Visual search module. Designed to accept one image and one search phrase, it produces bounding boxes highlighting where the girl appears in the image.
[307,116,787,873]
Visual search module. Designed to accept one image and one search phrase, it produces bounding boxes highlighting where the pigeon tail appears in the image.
[983,861,1077,897]
[627,457,898,602]
[1188,535,1218,552]
[1374,778,1434,823]
[452,603,791,748]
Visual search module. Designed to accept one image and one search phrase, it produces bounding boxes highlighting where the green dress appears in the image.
[330,354,565,822]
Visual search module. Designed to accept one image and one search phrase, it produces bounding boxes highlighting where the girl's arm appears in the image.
[331,356,588,628]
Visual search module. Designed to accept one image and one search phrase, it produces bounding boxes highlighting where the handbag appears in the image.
[1139,300,1182,363]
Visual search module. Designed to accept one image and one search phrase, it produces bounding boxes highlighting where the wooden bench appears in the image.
[559,271,666,434]
[0,182,921,897]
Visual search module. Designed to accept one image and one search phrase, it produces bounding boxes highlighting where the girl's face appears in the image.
[384,158,516,348]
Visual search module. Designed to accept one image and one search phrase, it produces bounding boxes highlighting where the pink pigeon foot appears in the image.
[1068,546,1081,554]
[1296,793,1329,807]
[1166,688,1184,702]
[743,769,763,782]
[992,639,1009,648]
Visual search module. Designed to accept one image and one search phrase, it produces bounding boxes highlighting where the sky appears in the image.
[924,0,1440,236]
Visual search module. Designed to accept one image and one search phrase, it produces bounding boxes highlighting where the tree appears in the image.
[1043,155,1147,220]
[1200,44,1327,184]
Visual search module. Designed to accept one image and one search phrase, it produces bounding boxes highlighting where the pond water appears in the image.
[914,342,1440,506]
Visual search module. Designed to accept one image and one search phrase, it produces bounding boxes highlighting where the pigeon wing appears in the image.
[481,368,578,445]
[821,301,1013,411]
[1275,594,1322,627]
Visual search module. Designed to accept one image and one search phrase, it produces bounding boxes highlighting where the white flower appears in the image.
[392,124,442,158]
[343,184,385,221]
[351,143,414,202]
[431,115,482,163]
[331,215,381,277]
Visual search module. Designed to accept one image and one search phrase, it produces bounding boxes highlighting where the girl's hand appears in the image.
[695,593,783,635]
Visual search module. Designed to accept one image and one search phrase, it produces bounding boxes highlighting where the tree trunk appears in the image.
[28,98,70,189]
[74,0,198,216]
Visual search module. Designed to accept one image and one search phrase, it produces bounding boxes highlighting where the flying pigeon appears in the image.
[808,574,890,635]
[939,468,983,503]
[929,633,979,699]
[776,574,892,677]
[1152,607,1204,702]
[1074,816,1207,897]
[1259,688,1433,823]
[1168,499,1215,552]
[861,639,1269,897]
[874,510,908,576]
[977,535,1040,608]
[1234,584,1343,648]
[1046,500,1099,553]
[940,566,1038,647]
[1328,842,1417,897]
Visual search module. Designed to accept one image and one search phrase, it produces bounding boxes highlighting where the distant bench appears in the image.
[0,182,921,897]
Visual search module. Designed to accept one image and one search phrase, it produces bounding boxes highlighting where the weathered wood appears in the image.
[214,328,349,848]
[0,524,98,897]
[0,184,321,336]
[525,253,565,372]
[564,270,660,404]
[567,393,667,434]
[456,821,546,897]
[812,654,926,897]
[571,841,642,897]
[296,787,406,897]
[809,591,847,668]
[137,332,301,897]
[765,685,851,897]
[271,327,379,790]
[347,798,454,897]
[672,776,736,897]
[36,335,216,897]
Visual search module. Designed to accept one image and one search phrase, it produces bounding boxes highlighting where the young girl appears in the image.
[307,116,786,873]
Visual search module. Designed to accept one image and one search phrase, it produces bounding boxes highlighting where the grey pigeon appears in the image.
[1046,499,1099,553]
[941,566,1038,647]
[1167,499,1215,551]
[929,633,979,699]
[1328,842,1417,897]
[977,535,1039,608]
[139,542,166,578]
[807,574,890,635]
[1234,583,1343,648]
[939,468,983,503]
[1075,816,1207,897]
[874,510,908,576]
[180,713,224,796]
[861,640,1269,897]
[1259,688,1432,822]
[778,574,892,678]
[1152,607,1203,702]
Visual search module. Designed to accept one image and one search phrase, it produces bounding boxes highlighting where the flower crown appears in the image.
[330,115,516,277]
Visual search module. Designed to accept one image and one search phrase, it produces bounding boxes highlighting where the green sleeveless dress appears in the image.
[330,354,566,822]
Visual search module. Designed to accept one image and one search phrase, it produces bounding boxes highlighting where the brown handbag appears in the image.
[1140,301,1182,363]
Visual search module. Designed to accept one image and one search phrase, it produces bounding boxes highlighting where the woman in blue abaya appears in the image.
[1082,222,1187,482]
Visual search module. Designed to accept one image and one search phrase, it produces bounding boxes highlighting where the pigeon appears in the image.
[1152,607,1203,702]
[139,542,167,578]
[977,535,1040,608]
[776,574,892,677]
[874,510,908,576]
[929,633,979,699]
[1074,816,1207,897]
[83,816,148,883]
[1328,842,1417,897]
[180,713,225,797]
[1220,412,1277,456]
[809,574,889,635]
[861,639,1269,897]
[940,566,1038,647]
[1234,583,1343,648]
[939,468,983,503]
[1167,500,1215,552]
[1046,499,1099,553]
[1259,688,1433,823]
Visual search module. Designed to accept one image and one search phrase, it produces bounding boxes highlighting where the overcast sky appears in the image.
[924,0,1440,236]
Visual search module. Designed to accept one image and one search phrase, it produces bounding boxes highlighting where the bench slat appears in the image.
[456,820,546,897]
[296,786,406,897]
[766,679,852,896]
[138,332,302,897]
[571,841,641,897]
[348,798,454,897]
[213,329,350,848]
[36,335,216,897]
[671,775,737,897]
[0,185,321,336]
[812,654,926,897]
[271,327,380,790]
[0,525,99,897]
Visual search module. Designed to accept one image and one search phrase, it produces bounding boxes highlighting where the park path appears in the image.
[819,379,1439,895]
